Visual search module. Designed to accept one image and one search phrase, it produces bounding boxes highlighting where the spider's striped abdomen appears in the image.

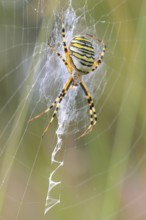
[69,36,95,74]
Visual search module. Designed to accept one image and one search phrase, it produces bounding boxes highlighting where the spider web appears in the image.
[0,0,146,219]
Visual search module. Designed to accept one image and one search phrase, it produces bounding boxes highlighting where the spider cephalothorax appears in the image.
[30,19,106,138]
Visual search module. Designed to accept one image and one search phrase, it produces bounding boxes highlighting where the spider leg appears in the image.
[78,80,97,139]
[61,15,68,57]
[87,34,106,72]
[48,43,69,69]
[48,16,72,73]
[41,76,73,137]
[29,98,58,122]
[61,16,72,73]
[29,88,67,122]
[42,102,60,137]
[30,76,73,136]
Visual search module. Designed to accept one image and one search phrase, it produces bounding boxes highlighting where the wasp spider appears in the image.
[30,18,106,138]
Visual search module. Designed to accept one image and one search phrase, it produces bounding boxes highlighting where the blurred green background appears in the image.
[0,0,146,220]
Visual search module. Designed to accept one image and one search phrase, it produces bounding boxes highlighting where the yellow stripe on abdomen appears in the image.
[74,37,91,43]
[71,43,94,52]
[72,52,94,63]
